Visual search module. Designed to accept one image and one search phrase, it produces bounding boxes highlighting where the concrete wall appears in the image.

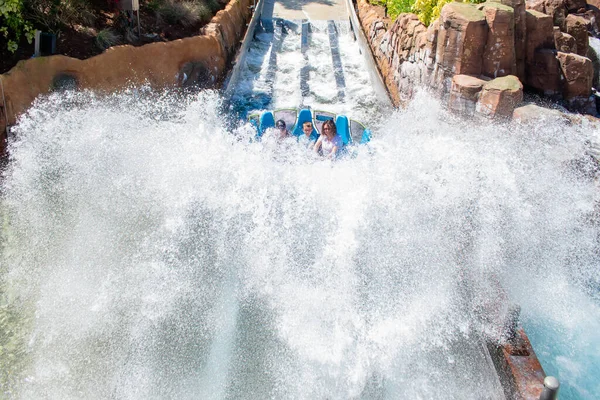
[0,0,254,147]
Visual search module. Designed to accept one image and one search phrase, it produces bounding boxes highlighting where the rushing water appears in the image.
[1,19,600,400]
[228,20,389,123]
[0,89,599,399]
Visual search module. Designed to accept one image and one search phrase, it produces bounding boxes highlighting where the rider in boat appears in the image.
[314,119,342,159]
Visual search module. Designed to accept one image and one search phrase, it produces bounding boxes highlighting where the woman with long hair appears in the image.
[314,119,342,159]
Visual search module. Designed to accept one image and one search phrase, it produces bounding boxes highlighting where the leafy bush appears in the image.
[95,28,120,50]
[0,0,34,53]
[386,0,412,19]
[383,0,485,26]
[411,0,449,25]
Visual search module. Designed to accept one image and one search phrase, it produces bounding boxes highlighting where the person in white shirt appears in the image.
[298,120,316,148]
[314,119,342,159]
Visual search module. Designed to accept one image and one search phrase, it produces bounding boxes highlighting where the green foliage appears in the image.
[386,0,412,20]
[382,0,485,26]
[147,0,164,12]
[95,28,120,50]
[411,0,452,26]
[0,0,34,53]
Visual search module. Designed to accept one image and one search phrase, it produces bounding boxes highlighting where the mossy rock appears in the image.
[484,75,523,91]
[445,2,486,22]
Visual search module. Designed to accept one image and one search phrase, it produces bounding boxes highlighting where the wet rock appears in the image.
[449,74,487,114]
[556,51,593,99]
[525,10,555,64]
[526,0,546,12]
[543,0,567,27]
[479,2,516,78]
[564,14,589,56]
[586,0,600,34]
[553,27,577,53]
[513,102,571,123]
[436,3,488,77]
[524,9,556,91]
[476,75,524,118]
[565,0,587,12]
[499,0,527,80]
[526,49,562,94]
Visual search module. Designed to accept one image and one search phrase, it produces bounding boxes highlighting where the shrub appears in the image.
[95,28,120,50]
[383,0,485,26]
[156,0,216,27]
[196,2,212,23]
[205,0,220,13]
[0,0,34,53]
[23,0,96,34]
[386,0,412,20]
[157,0,197,27]
[147,0,164,12]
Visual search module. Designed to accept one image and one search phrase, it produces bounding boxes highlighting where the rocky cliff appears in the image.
[356,0,597,119]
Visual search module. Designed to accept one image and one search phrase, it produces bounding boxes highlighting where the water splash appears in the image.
[0,89,599,399]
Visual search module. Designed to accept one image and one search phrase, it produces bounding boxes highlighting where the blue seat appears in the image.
[360,129,372,144]
[335,115,351,145]
[258,111,275,137]
[292,109,318,141]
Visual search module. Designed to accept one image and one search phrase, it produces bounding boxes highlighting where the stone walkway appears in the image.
[261,0,350,20]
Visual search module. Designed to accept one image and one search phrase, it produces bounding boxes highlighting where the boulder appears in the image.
[525,0,546,12]
[525,10,555,62]
[526,49,562,94]
[544,0,567,27]
[586,0,600,34]
[556,51,593,99]
[512,103,571,124]
[499,0,527,80]
[476,75,524,118]
[449,74,487,114]
[479,2,517,77]
[564,14,589,56]
[553,27,577,53]
[436,3,489,78]
[564,0,586,12]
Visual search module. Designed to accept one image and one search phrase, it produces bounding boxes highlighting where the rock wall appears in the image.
[356,0,596,118]
[0,0,254,146]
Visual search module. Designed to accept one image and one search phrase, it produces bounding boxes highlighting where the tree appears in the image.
[0,0,34,53]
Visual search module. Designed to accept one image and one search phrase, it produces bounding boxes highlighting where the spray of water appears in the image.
[0,89,599,399]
